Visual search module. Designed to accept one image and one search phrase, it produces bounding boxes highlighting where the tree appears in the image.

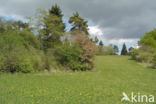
[97,41,104,55]
[69,12,89,35]
[93,36,99,44]
[99,40,103,46]
[128,47,134,55]
[12,21,29,31]
[41,5,65,50]
[0,17,6,33]
[73,33,98,70]
[113,45,119,55]
[139,29,156,49]
[121,43,128,55]
[49,4,63,16]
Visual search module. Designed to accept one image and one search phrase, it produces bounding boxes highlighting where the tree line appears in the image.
[0,5,119,73]
[1,4,141,73]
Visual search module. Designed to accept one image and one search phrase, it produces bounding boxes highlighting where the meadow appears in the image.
[0,56,156,104]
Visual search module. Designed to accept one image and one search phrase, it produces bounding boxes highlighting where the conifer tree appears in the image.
[42,4,65,50]
[121,43,128,55]
[69,12,89,35]
[99,40,103,46]
[49,4,63,16]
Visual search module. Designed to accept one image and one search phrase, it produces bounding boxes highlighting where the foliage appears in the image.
[131,46,156,65]
[0,18,32,33]
[113,45,119,55]
[69,12,89,35]
[53,33,97,71]
[131,29,156,69]
[72,34,98,70]
[97,44,118,55]
[139,29,156,49]
[0,31,44,73]
[128,47,134,55]
[39,5,65,50]
[54,41,82,70]
[0,4,100,72]
[121,43,128,55]
[49,4,63,16]
[99,41,103,46]
[93,36,99,44]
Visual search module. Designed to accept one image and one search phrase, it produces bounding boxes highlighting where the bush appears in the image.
[44,48,58,70]
[53,33,97,71]
[0,31,45,73]
[131,46,154,63]
[73,34,98,70]
[131,29,156,69]
[54,41,82,70]
[98,46,115,55]
[130,45,156,69]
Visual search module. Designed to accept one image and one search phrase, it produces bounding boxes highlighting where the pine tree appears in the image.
[121,43,128,55]
[99,40,103,46]
[69,12,89,35]
[41,4,65,50]
[49,4,63,16]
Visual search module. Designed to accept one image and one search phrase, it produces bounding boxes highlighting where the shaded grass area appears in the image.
[0,56,156,104]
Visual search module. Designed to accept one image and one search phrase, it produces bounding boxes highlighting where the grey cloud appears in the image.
[0,0,156,40]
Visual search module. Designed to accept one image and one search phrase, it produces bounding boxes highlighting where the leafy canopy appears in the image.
[139,29,156,49]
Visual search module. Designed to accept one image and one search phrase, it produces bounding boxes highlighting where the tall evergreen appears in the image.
[41,4,65,50]
[99,40,103,46]
[69,12,89,35]
[121,43,128,55]
[49,4,63,16]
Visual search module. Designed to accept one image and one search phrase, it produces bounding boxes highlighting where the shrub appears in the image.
[0,31,44,73]
[19,30,40,49]
[53,33,97,71]
[73,34,98,70]
[131,46,155,64]
[54,41,82,70]
[44,48,58,70]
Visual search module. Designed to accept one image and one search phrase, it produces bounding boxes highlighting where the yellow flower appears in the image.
[80,92,82,95]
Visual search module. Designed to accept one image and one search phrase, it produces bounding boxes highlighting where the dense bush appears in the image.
[72,34,98,70]
[97,45,118,55]
[53,34,97,71]
[131,46,155,63]
[54,41,82,70]
[0,31,45,73]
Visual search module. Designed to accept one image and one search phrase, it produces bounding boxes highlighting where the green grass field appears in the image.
[0,56,156,104]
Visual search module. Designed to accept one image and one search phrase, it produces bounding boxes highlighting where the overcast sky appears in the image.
[0,0,156,45]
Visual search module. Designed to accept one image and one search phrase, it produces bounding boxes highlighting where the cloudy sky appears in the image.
[0,0,156,50]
